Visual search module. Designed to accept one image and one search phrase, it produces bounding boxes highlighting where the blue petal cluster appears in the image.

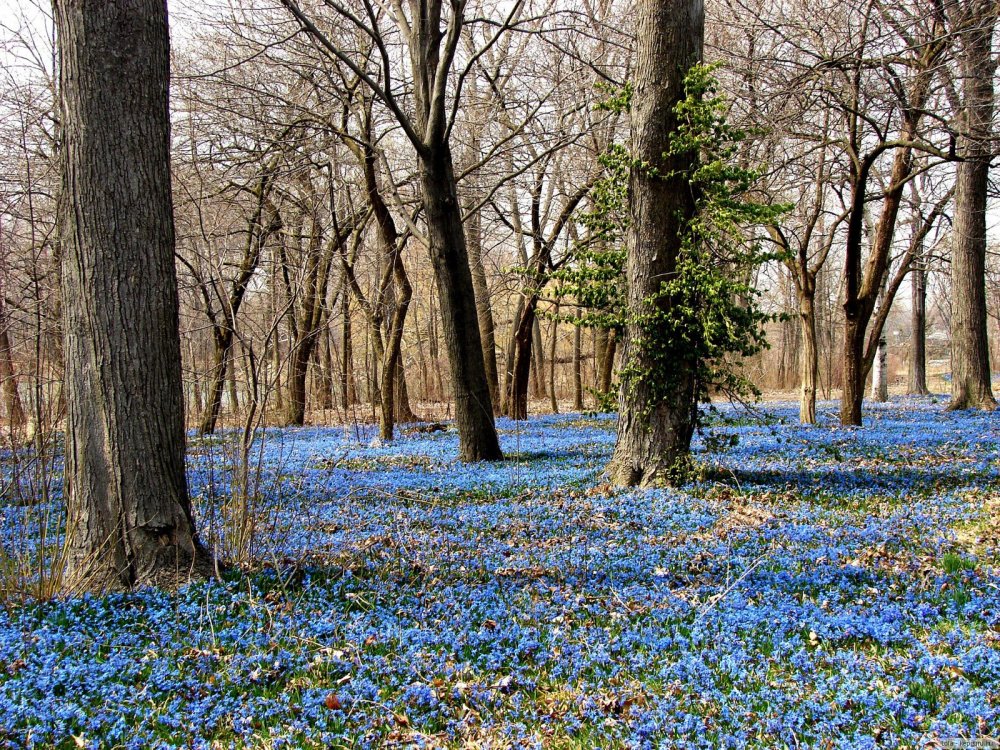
[0,398,998,748]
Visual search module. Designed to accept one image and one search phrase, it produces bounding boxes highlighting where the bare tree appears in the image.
[279,0,505,460]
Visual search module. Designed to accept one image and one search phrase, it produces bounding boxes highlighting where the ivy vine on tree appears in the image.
[561,64,789,429]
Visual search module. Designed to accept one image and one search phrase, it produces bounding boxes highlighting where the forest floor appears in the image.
[0,396,998,749]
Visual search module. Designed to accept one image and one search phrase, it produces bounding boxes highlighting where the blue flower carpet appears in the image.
[0,398,997,748]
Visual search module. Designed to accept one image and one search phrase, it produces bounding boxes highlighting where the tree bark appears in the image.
[505,295,536,420]
[464,193,499,413]
[56,0,213,592]
[418,147,502,459]
[530,317,545,400]
[394,358,417,422]
[595,327,609,392]
[573,315,584,411]
[549,304,558,413]
[871,334,889,402]
[340,281,355,408]
[0,300,25,433]
[908,261,930,395]
[869,283,889,402]
[948,0,997,411]
[316,329,334,412]
[799,292,818,424]
[606,0,703,487]
[600,329,616,397]
[402,3,502,459]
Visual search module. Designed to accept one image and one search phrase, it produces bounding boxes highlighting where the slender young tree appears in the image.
[55,0,213,591]
[606,0,704,486]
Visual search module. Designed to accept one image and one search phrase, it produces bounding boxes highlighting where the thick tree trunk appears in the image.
[908,263,930,395]
[840,144,914,425]
[949,0,997,410]
[607,0,703,487]
[287,337,316,426]
[418,147,502,460]
[841,316,865,425]
[56,0,212,592]
[838,14,943,425]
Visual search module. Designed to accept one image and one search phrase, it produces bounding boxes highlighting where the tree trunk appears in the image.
[341,288,354,408]
[195,176,274,435]
[199,335,231,435]
[908,262,930,395]
[428,286,444,404]
[414,298,430,404]
[841,316,865,425]
[316,329,334,412]
[948,0,997,410]
[465,197,500,413]
[838,11,943,425]
[505,296,536,420]
[799,292,818,424]
[287,337,316,426]
[187,341,203,419]
[530,317,545,399]
[840,144,915,425]
[501,292,526,414]
[595,327,609,392]
[0,304,25,433]
[378,257,412,441]
[573,316,584,411]
[228,360,240,416]
[600,330,616,396]
[870,284,889,402]
[607,0,703,487]
[418,147,502,460]
[549,304,559,414]
[56,0,212,592]
[871,334,889,402]
[395,358,417,422]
